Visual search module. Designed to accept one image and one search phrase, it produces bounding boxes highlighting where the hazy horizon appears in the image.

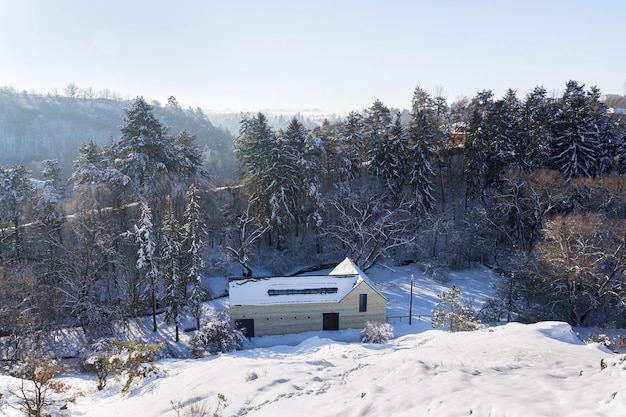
[2,1,625,114]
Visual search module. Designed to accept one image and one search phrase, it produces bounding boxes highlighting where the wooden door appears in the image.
[323,313,339,330]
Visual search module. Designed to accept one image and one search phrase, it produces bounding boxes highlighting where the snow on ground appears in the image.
[2,262,626,416]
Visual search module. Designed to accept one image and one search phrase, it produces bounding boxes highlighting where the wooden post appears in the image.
[409,274,414,325]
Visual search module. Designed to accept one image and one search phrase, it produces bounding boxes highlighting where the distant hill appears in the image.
[0,88,236,183]
[205,110,344,135]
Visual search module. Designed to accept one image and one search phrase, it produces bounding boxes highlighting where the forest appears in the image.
[2,80,626,357]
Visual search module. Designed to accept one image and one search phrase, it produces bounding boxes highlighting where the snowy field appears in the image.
[1,262,626,416]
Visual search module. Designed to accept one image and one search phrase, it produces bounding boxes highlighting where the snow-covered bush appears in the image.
[190,311,246,357]
[432,285,482,332]
[361,322,394,344]
[82,339,114,391]
[8,352,58,417]
[107,340,164,393]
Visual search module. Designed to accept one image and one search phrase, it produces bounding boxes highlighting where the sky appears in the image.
[1,0,625,114]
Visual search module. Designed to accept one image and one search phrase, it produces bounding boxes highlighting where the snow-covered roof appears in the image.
[229,258,385,306]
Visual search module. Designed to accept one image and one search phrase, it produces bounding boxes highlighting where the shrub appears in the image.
[361,322,394,344]
[82,339,114,391]
[190,311,245,357]
[107,340,164,393]
[432,285,482,332]
[9,353,58,417]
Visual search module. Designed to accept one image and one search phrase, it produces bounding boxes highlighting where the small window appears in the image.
[359,293,367,312]
[235,319,255,338]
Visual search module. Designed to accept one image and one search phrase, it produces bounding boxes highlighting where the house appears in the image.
[228,258,387,337]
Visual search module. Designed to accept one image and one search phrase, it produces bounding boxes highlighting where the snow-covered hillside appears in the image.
[1,263,625,416]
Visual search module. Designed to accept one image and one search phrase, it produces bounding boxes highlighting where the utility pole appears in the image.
[409,274,414,325]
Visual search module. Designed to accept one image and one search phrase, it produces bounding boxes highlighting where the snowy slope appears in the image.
[1,263,625,417]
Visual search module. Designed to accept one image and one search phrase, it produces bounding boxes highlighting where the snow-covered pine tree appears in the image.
[171,129,205,181]
[70,140,105,187]
[407,87,436,216]
[587,86,617,175]
[115,97,170,195]
[489,89,521,178]
[132,200,159,332]
[183,184,205,330]
[235,113,274,192]
[235,113,286,245]
[161,197,184,342]
[0,164,33,260]
[338,112,365,183]
[35,159,65,231]
[277,117,308,235]
[362,99,393,163]
[369,113,408,205]
[520,86,554,171]
[549,81,599,181]
[301,131,327,253]
[432,285,481,332]
[464,90,494,201]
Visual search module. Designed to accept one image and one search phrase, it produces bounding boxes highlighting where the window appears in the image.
[234,319,255,338]
[267,287,338,296]
[359,293,367,312]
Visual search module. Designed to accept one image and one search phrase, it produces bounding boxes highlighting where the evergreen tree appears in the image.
[587,86,617,175]
[0,164,33,260]
[549,81,599,181]
[407,87,436,215]
[432,285,481,332]
[235,112,274,187]
[132,200,159,332]
[171,129,205,181]
[464,90,494,200]
[362,99,393,162]
[162,197,184,342]
[338,112,364,183]
[235,113,277,219]
[183,184,205,330]
[300,131,327,252]
[34,159,65,230]
[520,87,554,171]
[71,140,105,187]
[115,97,170,195]
[369,113,408,205]
[277,117,308,234]
[490,89,521,176]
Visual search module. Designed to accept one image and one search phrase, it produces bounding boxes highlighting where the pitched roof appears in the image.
[330,258,387,301]
[229,258,386,306]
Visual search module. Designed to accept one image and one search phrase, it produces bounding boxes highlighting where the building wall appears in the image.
[230,281,387,337]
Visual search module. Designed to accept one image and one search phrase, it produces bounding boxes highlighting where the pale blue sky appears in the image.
[1,0,624,113]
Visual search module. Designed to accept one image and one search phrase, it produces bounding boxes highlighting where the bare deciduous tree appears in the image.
[536,213,626,326]
[323,190,416,271]
[226,197,269,277]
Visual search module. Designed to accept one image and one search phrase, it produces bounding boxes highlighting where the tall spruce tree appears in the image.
[369,113,408,205]
[587,86,617,175]
[338,112,365,183]
[162,197,184,342]
[277,117,308,234]
[0,164,33,260]
[490,89,521,177]
[520,87,554,171]
[407,87,436,215]
[116,97,170,195]
[363,99,393,163]
[183,184,204,330]
[549,81,599,181]
[132,200,159,332]
[464,90,494,200]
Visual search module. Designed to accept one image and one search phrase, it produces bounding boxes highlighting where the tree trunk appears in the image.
[151,287,157,332]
